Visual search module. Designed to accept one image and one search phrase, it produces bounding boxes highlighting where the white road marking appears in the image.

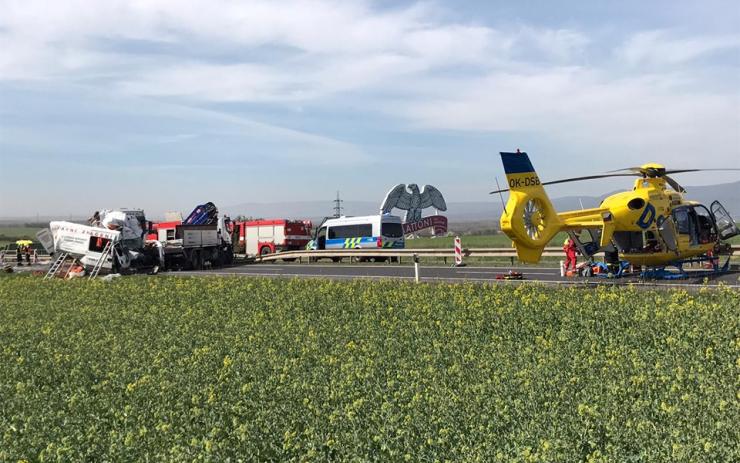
[180,271,417,280]
[455,270,556,276]
[249,263,559,271]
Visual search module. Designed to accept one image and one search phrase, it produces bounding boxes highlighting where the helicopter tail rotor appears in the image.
[497,152,562,263]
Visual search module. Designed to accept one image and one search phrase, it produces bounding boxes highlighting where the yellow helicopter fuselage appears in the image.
[498,154,717,267]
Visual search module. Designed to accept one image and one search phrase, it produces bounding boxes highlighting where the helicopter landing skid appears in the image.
[640,255,732,280]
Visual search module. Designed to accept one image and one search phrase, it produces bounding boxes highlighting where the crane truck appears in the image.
[40,202,233,277]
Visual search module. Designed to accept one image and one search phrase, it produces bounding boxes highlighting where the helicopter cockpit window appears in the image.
[673,208,690,234]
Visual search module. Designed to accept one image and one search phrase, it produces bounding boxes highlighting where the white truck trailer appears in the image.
[41,204,233,277]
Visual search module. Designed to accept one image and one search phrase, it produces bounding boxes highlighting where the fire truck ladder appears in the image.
[88,241,113,280]
[44,252,69,280]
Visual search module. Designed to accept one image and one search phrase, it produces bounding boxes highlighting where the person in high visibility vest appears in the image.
[563,237,577,273]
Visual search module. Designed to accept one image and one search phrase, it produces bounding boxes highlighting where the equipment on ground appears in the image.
[496,270,524,280]
[44,252,70,279]
[491,152,739,278]
[578,261,631,279]
[88,241,113,279]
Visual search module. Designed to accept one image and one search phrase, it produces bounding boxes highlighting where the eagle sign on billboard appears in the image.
[380,184,449,235]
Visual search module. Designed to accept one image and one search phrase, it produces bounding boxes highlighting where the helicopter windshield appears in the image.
[671,205,719,246]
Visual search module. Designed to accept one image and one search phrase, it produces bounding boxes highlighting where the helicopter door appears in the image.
[570,229,601,257]
[657,216,677,252]
[710,201,740,240]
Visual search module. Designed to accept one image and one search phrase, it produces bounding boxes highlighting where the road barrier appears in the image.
[454,236,463,266]
[0,249,51,265]
[252,246,740,264]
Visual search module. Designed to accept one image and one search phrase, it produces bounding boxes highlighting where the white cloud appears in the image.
[0,0,508,97]
[0,0,593,100]
[398,66,740,166]
[518,27,590,61]
[1,0,738,170]
[617,30,740,67]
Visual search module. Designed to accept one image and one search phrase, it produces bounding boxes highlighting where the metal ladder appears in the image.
[88,241,113,279]
[44,252,69,280]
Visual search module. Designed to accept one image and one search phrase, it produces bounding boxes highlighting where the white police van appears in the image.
[309,214,405,251]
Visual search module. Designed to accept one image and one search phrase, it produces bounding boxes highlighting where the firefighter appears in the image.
[563,236,577,274]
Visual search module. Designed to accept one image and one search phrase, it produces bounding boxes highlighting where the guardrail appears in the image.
[5,245,737,267]
[253,246,739,263]
[0,249,51,265]
[252,248,521,263]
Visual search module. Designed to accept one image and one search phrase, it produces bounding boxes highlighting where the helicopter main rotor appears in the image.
[490,163,740,195]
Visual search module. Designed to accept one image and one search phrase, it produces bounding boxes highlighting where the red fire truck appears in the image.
[233,219,312,256]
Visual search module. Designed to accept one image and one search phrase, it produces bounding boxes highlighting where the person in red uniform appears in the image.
[563,237,577,274]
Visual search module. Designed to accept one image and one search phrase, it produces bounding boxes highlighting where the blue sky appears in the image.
[1,0,738,218]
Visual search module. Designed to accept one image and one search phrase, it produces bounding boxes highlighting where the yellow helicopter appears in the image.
[490,151,740,271]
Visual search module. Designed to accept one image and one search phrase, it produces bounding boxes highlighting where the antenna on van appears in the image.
[333,191,344,218]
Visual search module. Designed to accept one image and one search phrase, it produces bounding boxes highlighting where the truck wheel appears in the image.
[190,250,203,270]
[260,246,272,256]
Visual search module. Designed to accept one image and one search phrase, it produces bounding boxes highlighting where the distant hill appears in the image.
[2,181,737,227]
[224,180,740,223]
[222,200,503,223]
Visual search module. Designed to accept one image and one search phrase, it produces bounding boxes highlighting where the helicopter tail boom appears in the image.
[499,152,562,262]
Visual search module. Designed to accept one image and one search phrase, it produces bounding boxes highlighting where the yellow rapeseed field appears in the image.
[0,276,738,462]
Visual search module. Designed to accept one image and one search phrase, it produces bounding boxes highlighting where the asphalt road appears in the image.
[176,262,740,288]
[12,260,738,288]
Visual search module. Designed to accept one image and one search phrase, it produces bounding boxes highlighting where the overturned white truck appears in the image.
[39,205,233,277]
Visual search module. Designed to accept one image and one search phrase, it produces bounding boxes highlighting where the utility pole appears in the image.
[333,191,344,218]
